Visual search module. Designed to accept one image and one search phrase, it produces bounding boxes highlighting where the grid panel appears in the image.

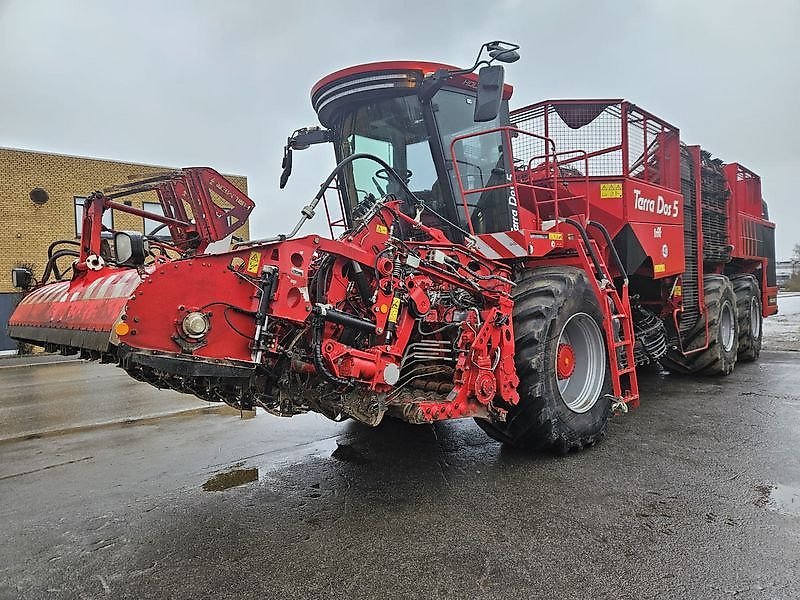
[628,114,661,183]
[512,102,623,177]
[700,151,730,263]
[511,101,680,188]
[679,147,700,335]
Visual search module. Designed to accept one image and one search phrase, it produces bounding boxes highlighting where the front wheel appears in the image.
[475,267,612,453]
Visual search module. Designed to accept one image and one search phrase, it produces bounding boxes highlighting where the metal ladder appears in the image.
[602,276,640,409]
[582,221,640,409]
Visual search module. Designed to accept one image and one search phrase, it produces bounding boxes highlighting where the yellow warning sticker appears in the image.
[388,297,401,323]
[600,183,623,199]
[246,251,261,274]
[376,224,389,235]
[548,232,564,241]
[673,285,682,296]
[654,263,666,274]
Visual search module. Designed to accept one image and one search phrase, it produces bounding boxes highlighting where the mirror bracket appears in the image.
[417,40,518,115]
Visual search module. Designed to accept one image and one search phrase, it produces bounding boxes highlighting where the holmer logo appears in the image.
[633,189,679,218]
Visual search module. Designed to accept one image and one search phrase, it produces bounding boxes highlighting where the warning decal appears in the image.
[600,183,623,199]
[388,297,401,323]
[246,251,261,274]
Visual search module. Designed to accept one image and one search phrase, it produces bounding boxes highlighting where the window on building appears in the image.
[74,197,113,238]
[142,201,171,239]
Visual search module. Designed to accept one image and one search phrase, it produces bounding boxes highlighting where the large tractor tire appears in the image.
[660,275,738,376]
[475,267,612,453]
[731,274,762,362]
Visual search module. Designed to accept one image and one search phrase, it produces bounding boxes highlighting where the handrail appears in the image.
[524,148,591,224]
[587,220,628,285]
[449,126,596,234]
[449,127,561,234]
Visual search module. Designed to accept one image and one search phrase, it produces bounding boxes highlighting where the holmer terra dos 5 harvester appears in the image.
[9,43,778,452]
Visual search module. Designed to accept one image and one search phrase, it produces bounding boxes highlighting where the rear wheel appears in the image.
[475,267,612,452]
[731,274,762,362]
[660,275,739,375]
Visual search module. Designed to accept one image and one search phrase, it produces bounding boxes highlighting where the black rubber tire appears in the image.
[731,274,762,362]
[475,266,612,453]
[660,275,739,376]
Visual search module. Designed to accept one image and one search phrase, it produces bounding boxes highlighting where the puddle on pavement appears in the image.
[201,437,341,492]
[202,467,259,492]
[755,483,800,516]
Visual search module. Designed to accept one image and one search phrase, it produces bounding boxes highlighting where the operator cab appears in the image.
[307,58,516,237]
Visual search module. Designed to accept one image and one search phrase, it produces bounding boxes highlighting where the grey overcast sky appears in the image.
[1,0,798,257]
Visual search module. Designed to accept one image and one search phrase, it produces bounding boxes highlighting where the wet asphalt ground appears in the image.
[1,298,799,599]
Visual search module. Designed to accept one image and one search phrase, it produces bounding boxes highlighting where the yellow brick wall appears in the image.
[0,148,249,293]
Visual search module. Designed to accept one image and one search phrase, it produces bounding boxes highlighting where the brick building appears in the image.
[0,147,249,354]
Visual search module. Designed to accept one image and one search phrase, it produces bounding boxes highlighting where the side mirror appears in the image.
[280,127,335,189]
[280,144,293,189]
[11,267,33,290]
[474,65,504,122]
[114,231,149,266]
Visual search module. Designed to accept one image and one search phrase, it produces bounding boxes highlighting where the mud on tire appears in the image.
[475,267,612,453]
[660,275,739,376]
[731,274,762,362]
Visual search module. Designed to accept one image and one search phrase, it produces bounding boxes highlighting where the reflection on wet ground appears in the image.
[0,361,209,442]
[755,483,800,516]
[201,440,374,492]
[202,466,259,492]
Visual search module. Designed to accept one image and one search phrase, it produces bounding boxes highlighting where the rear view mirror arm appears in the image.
[280,127,336,189]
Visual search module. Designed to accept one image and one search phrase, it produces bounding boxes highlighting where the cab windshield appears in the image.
[338,88,506,231]
[339,94,439,214]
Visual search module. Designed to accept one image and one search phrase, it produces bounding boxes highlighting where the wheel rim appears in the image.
[555,313,606,414]
[749,296,761,339]
[720,300,735,352]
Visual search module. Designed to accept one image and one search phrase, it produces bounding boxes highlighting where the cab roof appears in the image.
[311,60,514,103]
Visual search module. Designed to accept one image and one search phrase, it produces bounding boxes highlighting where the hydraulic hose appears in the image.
[587,220,628,284]
[41,249,80,285]
[310,315,353,387]
[562,217,605,281]
[46,240,80,279]
[236,153,471,248]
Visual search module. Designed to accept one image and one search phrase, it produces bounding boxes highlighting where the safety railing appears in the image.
[523,148,591,224]
[449,126,591,235]
[510,100,681,191]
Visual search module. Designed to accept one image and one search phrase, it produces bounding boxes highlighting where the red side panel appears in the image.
[626,222,685,277]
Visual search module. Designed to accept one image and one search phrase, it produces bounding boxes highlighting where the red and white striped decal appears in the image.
[474,231,530,260]
[19,270,141,308]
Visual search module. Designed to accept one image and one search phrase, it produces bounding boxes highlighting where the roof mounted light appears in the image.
[487,41,520,63]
